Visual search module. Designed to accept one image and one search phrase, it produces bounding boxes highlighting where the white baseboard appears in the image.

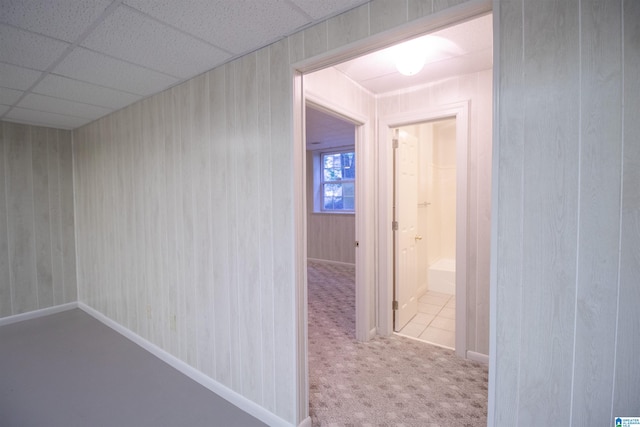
[78,303,294,427]
[307,257,355,267]
[0,302,78,327]
[416,284,428,298]
[298,416,312,427]
[466,350,489,364]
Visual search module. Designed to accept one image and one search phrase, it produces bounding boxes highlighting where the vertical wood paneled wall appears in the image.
[377,69,493,356]
[62,0,536,425]
[74,40,296,422]
[7,0,633,424]
[491,0,640,425]
[73,2,485,423]
[0,121,76,319]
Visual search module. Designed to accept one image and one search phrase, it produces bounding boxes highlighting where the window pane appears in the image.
[342,153,355,179]
[324,154,341,169]
[343,196,354,210]
[323,183,343,210]
[332,154,342,169]
[320,151,355,211]
[342,182,354,197]
[324,167,342,181]
[324,196,334,210]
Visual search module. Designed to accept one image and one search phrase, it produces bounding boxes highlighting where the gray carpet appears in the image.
[308,260,488,426]
[0,309,266,427]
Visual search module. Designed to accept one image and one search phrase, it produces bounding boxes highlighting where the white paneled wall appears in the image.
[491,0,640,425]
[378,69,493,356]
[74,40,294,422]
[0,121,76,319]
[70,0,640,425]
[306,212,355,264]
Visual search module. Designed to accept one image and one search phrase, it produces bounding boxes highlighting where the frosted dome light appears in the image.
[393,38,427,76]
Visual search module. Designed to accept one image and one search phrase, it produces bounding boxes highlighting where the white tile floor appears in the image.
[396,291,455,349]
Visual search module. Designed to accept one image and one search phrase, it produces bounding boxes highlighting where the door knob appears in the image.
[415,235,423,241]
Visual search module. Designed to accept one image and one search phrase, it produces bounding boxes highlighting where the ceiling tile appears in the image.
[0,87,23,104]
[52,47,179,96]
[0,0,112,43]
[332,13,493,94]
[124,0,309,55]
[0,24,70,70]
[0,62,42,90]
[82,6,231,78]
[306,106,354,151]
[18,93,112,120]
[33,74,142,110]
[0,105,10,116]
[4,107,88,129]
[290,0,369,20]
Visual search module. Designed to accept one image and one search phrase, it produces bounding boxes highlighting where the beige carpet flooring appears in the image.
[307,260,488,426]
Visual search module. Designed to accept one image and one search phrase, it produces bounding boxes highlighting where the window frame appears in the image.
[315,148,356,213]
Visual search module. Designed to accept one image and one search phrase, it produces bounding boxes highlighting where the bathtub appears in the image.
[428,258,456,295]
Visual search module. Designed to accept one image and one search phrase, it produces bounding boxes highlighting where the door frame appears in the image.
[304,93,372,342]
[379,101,469,358]
[392,127,420,331]
[292,2,493,423]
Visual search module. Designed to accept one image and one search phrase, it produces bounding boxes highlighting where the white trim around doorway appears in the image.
[291,1,493,423]
[378,101,470,359]
[304,93,372,342]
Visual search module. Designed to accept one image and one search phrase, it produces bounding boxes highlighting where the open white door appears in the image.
[393,128,419,331]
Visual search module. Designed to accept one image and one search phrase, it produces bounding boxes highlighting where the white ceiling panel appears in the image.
[0,87,23,105]
[0,24,70,70]
[290,0,369,20]
[32,74,142,110]
[82,6,231,78]
[351,48,493,94]
[0,0,112,43]
[0,62,42,90]
[306,106,354,151]
[52,47,179,96]
[5,107,87,129]
[0,105,10,116]
[18,93,112,120]
[123,0,309,55]
[0,1,491,131]
[334,13,493,94]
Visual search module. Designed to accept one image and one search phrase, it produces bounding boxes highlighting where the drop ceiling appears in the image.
[0,0,370,130]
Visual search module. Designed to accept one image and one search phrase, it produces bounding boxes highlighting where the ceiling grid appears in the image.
[0,1,490,130]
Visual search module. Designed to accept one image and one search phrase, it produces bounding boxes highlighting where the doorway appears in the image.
[393,118,458,350]
[380,100,470,357]
[305,102,359,340]
[293,7,493,424]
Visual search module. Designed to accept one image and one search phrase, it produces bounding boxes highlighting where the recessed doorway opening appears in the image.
[393,117,459,350]
[293,7,494,425]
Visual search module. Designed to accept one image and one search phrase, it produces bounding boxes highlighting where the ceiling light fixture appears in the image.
[393,38,426,76]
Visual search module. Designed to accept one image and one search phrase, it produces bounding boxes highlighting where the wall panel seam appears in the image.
[3,127,15,315]
[515,1,525,423]
[568,1,583,422]
[27,127,40,310]
[609,1,625,418]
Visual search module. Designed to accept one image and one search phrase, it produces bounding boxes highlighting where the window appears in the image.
[320,151,355,212]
